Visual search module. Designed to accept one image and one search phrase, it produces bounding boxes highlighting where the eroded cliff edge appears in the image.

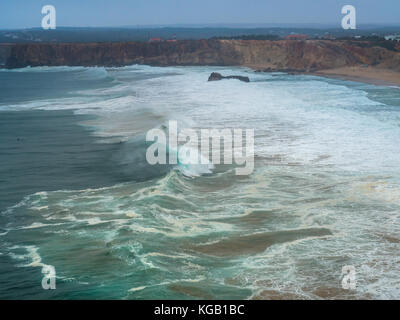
[1,39,399,73]
[0,40,240,68]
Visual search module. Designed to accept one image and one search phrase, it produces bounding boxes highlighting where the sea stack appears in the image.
[208,72,250,83]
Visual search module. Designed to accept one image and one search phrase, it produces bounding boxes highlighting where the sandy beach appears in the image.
[247,64,400,87]
[312,66,400,87]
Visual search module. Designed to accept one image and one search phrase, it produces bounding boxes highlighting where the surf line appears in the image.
[146,120,255,175]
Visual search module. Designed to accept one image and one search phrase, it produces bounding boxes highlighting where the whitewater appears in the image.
[0,65,399,299]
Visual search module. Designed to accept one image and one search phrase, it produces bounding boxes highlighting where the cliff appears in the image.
[1,39,399,73]
[1,40,240,68]
[228,39,400,72]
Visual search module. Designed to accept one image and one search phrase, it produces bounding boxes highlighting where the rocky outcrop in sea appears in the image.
[208,72,250,82]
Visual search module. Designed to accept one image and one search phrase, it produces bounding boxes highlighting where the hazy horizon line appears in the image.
[1,22,400,31]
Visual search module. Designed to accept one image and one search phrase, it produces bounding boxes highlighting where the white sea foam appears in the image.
[5,64,396,175]
[2,65,400,299]
[0,65,107,74]
[8,245,54,271]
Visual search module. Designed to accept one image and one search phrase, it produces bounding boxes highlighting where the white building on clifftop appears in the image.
[385,34,400,41]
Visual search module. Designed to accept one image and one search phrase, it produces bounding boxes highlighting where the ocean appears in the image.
[0,65,399,299]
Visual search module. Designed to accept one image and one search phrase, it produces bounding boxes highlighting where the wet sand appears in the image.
[248,64,400,87]
[312,66,400,87]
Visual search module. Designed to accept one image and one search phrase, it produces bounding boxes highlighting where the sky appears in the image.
[0,0,399,29]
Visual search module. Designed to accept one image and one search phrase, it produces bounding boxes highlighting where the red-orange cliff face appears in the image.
[221,40,400,72]
[1,39,399,72]
[1,40,241,68]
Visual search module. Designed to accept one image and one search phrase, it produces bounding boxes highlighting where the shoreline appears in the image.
[1,61,399,88]
[310,66,400,87]
[247,65,400,87]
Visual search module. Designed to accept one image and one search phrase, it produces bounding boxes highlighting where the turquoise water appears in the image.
[0,65,399,299]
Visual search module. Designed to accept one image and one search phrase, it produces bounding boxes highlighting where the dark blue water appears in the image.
[0,111,123,211]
